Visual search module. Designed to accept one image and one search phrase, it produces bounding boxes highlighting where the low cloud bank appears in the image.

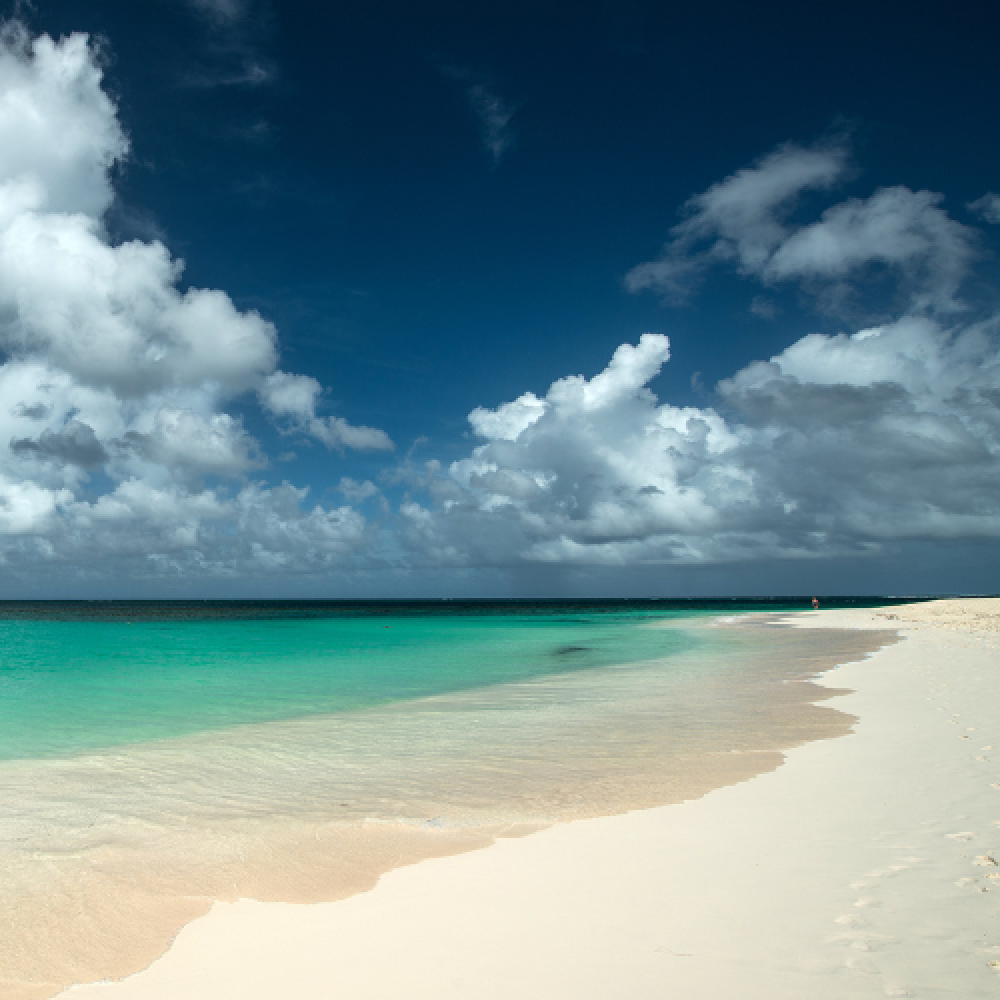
[396,320,1000,569]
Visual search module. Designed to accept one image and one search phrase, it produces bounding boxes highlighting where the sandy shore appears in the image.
[62,599,1000,1000]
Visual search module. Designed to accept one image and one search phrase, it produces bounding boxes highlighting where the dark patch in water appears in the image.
[554,645,590,656]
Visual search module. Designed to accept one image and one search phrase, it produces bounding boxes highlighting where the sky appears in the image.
[0,0,998,597]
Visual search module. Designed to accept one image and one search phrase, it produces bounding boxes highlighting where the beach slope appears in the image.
[64,600,1000,1000]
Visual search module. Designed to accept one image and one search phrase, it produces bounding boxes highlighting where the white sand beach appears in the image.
[62,600,1000,1000]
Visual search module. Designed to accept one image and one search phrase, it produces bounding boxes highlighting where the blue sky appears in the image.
[0,0,998,596]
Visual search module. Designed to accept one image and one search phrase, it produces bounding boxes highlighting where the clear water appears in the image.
[0,598,904,762]
[0,607,707,760]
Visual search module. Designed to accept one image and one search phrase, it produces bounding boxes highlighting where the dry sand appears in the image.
[61,599,1000,1000]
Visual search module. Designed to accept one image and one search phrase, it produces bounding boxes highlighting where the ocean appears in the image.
[0,599,902,999]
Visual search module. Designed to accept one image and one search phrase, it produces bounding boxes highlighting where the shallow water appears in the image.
[0,602,897,999]
[0,606,712,760]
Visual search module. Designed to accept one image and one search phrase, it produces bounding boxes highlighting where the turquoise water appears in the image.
[0,607,709,761]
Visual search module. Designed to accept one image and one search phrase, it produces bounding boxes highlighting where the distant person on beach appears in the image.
[812,597,820,609]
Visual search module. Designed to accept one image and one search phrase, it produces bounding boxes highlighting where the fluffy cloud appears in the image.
[396,321,1000,568]
[0,25,126,217]
[626,140,975,313]
[397,332,741,567]
[626,142,849,301]
[716,317,1000,544]
[0,27,385,581]
[261,372,394,452]
[765,187,972,311]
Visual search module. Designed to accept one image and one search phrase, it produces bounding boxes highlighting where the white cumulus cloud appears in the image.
[260,372,394,452]
[0,26,387,583]
[395,321,1000,569]
[626,142,849,302]
[626,139,975,314]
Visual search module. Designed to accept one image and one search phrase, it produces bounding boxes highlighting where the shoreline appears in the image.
[3,613,881,1000]
[59,599,1000,999]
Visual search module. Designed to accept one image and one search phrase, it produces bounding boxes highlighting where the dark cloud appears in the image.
[11,420,109,467]
[12,402,50,420]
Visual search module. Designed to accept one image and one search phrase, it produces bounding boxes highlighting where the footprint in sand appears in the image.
[845,954,880,974]
[849,935,896,953]
[956,877,984,890]
[973,855,998,867]
[854,897,882,908]
[976,755,990,762]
